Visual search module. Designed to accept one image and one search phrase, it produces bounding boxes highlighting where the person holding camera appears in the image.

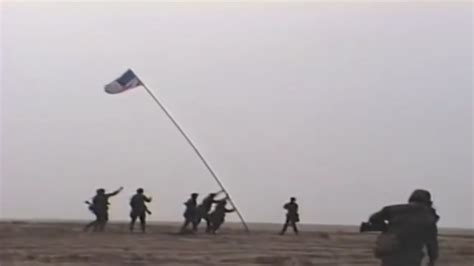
[279,197,300,235]
[361,189,439,266]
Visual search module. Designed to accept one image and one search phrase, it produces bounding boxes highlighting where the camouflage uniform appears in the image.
[280,197,299,235]
[180,193,199,233]
[196,193,222,232]
[85,187,122,232]
[130,188,152,233]
[209,200,234,234]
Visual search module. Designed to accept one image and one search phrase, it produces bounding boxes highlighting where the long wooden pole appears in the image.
[135,73,250,233]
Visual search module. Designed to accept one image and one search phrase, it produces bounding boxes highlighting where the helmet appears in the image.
[409,189,432,206]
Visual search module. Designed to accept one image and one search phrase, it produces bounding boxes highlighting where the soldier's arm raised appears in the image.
[213,196,227,203]
[106,186,124,197]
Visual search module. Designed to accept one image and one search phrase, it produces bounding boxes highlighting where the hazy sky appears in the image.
[1,2,472,228]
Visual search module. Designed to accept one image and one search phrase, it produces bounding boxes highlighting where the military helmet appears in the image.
[409,189,432,206]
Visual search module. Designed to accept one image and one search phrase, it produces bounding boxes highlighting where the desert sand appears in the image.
[0,221,473,266]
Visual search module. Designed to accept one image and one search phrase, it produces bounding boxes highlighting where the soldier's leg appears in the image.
[204,215,212,233]
[97,215,104,232]
[99,212,109,232]
[130,213,137,232]
[212,221,222,234]
[292,221,298,234]
[180,218,191,232]
[139,213,146,233]
[192,216,199,232]
[95,212,104,232]
[194,212,202,230]
[381,250,423,266]
[84,217,97,232]
[87,212,100,232]
[280,219,290,235]
[92,215,100,232]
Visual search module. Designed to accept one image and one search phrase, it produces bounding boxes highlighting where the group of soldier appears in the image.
[84,187,439,266]
[84,187,300,235]
[179,191,234,234]
[84,186,160,233]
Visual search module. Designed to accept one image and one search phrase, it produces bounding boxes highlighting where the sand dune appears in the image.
[0,222,473,266]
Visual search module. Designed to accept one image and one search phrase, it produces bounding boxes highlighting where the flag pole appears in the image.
[135,74,250,233]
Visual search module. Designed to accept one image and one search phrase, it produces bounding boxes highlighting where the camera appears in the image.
[359,221,387,233]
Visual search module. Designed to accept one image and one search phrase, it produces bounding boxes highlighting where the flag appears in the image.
[105,69,142,94]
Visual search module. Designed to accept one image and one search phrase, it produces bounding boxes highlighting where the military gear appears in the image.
[280,198,299,235]
[209,200,234,234]
[84,187,123,232]
[369,202,439,266]
[129,190,152,233]
[180,195,199,233]
[196,192,223,232]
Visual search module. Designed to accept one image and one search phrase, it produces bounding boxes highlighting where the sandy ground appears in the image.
[0,222,473,266]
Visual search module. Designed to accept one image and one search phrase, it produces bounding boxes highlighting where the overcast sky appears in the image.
[1,2,472,228]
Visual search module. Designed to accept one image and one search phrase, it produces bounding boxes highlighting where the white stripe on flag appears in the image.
[105,77,141,94]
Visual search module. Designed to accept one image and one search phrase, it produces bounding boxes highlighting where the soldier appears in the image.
[196,191,225,233]
[180,193,199,233]
[367,189,439,266]
[129,188,152,233]
[84,187,123,232]
[209,200,235,234]
[280,197,299,235]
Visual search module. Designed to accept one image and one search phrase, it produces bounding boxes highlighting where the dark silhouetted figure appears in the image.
[129,188,152,233]
[280,197,299,235]
[84,200,97,231]
[196,191,225,233]
[84,187,123,232]
[209,200,235,234]
[365,189,439,266]
[180,193,199,233]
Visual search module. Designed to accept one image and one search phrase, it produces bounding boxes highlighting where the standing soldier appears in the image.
[196,191,225,233]
[129,188,152,233]
[363,189,439,266]
[84,186,123,232]
[180,193,199,233]
[280,197,299,235]
[209,200,235,234]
